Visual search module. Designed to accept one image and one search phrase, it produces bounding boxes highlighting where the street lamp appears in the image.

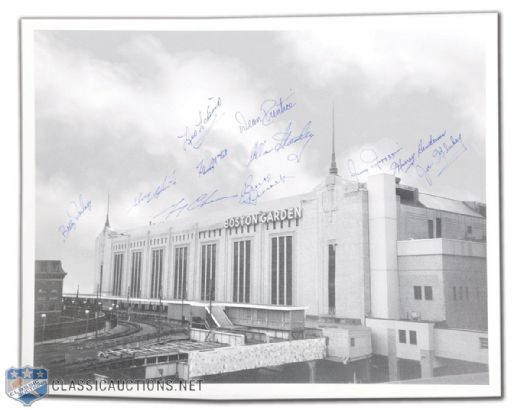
[95,301,102,343]
[85,309,90,334]
[114,305,119,326]
[41,313,47,342]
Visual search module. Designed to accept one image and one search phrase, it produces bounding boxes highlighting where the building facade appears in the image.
[35,260,67,324]
[94,170,487,332]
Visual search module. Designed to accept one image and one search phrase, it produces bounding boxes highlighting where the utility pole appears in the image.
[180,278,185,327]
[209,270,214,328]
[75,283,80,319]
[95,283,99,344]
[126,285,130,321]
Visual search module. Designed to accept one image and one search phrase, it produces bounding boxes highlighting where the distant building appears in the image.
[35,260,67,324]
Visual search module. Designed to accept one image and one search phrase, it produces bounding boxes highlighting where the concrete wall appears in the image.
[398,204,486,242]
[366,318,434,361]
[442,255,488,330]
[166,302,192,321]
[434,328,489,364]
[397,238,486,257]
[322,326,372,362]
[367,174,399,319]
[397,239,487,330]
[298,180,369,319]
[397,253,446,322]
[188,338,326,378]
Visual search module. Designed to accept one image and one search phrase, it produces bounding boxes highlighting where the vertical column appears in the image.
[307,360,317,383]
[367,174,400,319]
[387,328,399,382]
[420,349,434,379]
[142,231,151,299]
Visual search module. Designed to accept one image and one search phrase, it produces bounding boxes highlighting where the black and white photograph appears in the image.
[19,14,500,400]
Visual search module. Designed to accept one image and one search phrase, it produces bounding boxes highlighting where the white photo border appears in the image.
[20,14,501,399]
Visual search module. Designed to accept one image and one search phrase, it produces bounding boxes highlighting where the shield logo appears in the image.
[5,366,48,406]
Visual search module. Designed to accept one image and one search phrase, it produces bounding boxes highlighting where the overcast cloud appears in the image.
[34,17,489,292]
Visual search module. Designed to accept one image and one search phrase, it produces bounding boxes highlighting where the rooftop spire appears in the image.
[329,104,338,175]
[104,193,110,229]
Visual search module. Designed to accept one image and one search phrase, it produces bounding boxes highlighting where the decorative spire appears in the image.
[329,104,338,175]
[104,193,110,229]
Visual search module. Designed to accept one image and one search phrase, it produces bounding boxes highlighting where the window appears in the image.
[201,243,216,301]
[427,220,434,239]
[398,329,407,343]
[465,287,469,299]
[467,225,473,234]
[479,337,488,349]
[453,286,457,301]
[414,286,422,300]
[271,236,293,305]
[328,243,336,314]
[233,240,251,303]
[424,286,433,300]
[112,253,123,296]
[459,286,463,300]
[350,337,355,347]
[174,247,188,300]
[130,251,142,298]
[409,330,417,345]
[150,249,164,299]
[436,217,442,238]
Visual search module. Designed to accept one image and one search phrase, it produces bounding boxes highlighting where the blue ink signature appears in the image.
[195,149,228,177]
[347,145,402,180]
[58,194,92,241]
[235,91,296,134]
[239,174,295,206]
[133,171,177,208]
[418,131,446,156]
[248,121,314,165]
[415,133,467,186]
[153,190,238,221]
[177,97,223,151]
[390,151,417,175]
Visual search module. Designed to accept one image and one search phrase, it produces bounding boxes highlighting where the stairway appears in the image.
[205,305,234,328]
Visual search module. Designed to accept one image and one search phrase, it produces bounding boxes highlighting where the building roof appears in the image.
[35,260,67,276]
[418,193,484,218]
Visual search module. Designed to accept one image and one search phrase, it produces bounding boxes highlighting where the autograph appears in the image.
[133,171,177,208]
[153,190,238,221]
[195,149,229,177]
[239,174,295,206]
[248,121,314,165]
[235,91,296,134]
[58,194,92,241]
[177,97,223,151]
[347,131,467,187]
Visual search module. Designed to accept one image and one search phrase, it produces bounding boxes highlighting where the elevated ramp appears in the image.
[206,305,234,328]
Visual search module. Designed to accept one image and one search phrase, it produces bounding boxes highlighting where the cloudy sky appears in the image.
[34,16,490,293]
